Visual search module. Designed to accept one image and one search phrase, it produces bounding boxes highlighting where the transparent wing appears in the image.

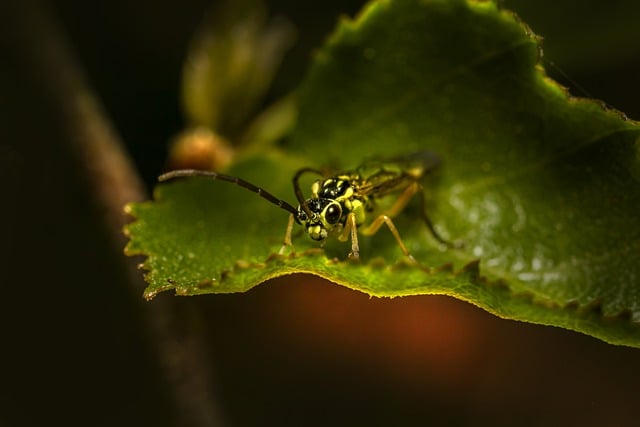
[354,150,441,197]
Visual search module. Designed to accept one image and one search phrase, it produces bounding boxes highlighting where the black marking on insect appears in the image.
[158,151,450,261]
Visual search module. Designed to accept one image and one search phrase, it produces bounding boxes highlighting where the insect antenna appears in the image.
[159,169,298,215]
[292,167,324,218]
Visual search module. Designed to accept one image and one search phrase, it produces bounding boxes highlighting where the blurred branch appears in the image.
[5,0,225,425]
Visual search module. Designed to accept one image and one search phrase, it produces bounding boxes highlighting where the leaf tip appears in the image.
[123,202,135,216]
[143,289,158,301]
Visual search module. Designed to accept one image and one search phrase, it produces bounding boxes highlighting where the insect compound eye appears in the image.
[323,202,342,225]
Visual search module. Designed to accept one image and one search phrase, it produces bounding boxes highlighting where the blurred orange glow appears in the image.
[266,274,490,391]
[167,127,234,171]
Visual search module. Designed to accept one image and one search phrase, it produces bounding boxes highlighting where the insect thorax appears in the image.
[315,175,368,224]
[312,175,351,199]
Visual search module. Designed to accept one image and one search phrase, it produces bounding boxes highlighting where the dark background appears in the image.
[1,0,639,425]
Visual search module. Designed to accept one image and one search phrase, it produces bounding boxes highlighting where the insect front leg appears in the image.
[338,212,361,259]
[278,213,296,255]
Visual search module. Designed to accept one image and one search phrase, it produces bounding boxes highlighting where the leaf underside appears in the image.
[125,0,640,347]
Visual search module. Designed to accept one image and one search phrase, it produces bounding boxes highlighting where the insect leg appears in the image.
[338,212,361,259]
[360,215,416,263]
[415,184,451,246]
[278,213,296,255]
[384,181,450,246]
[382,181,420,217]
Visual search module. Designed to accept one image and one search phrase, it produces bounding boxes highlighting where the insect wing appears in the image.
[356,150,441,197]
[384,150,441,176]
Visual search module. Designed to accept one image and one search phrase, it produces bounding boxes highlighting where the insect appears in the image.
[159,151,449,261]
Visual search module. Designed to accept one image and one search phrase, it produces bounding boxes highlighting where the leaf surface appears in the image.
[125,0,640,347]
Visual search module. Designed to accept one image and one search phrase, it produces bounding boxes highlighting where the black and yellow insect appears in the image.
[159,151,448,260]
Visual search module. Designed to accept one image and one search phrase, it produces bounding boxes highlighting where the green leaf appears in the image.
[125,0,640,347]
